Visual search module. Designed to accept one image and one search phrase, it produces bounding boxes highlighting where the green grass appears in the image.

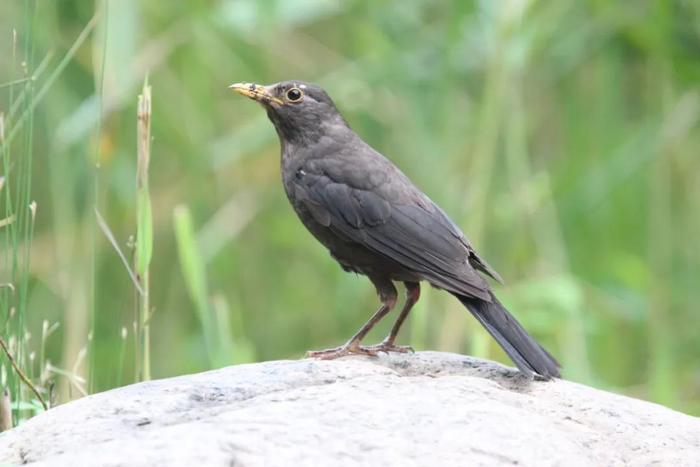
[135,77,153,381]
[0,0,699,426]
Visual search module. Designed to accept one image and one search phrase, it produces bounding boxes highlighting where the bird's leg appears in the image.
[306,278,397,360]
[365,282,419,354]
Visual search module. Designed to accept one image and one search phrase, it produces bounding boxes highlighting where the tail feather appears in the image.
[455,292,560,379]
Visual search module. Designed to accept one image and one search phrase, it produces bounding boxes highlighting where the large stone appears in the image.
[0,351,698,466]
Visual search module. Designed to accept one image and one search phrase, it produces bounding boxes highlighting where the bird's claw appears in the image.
[306,340,414,360]
[364,342,414,355]
[306,341,378,360]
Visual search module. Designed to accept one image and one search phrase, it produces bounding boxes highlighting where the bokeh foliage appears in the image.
[1,0,698,420]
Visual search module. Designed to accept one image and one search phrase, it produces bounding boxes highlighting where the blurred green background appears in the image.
[1,0,699,421]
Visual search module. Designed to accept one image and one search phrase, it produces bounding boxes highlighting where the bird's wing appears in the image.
[293,158,493,300]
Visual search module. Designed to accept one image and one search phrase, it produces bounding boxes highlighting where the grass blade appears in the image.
[94,208,144,295]
[135,78,153,381]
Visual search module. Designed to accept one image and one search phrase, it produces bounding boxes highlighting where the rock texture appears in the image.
[0,351,698,466]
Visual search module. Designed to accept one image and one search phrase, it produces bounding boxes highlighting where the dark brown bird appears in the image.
[230,80,560,379]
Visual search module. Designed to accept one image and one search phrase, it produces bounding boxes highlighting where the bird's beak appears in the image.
[228,82,283,106]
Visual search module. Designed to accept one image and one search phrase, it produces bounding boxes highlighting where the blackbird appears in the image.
[230,81,560,379]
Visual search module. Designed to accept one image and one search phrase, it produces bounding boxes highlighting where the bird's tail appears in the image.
[454,292,560,379]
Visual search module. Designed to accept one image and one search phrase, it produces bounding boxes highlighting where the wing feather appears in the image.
[296,171,492,300]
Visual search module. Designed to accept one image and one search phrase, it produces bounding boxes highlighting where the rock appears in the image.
[0,351,698,466]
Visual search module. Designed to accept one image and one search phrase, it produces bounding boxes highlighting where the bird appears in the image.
[230,80,560,379]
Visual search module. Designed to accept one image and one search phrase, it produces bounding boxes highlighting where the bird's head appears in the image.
[229,80,348,144]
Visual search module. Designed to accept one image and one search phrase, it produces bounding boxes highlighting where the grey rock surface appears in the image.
[0,351,698,466]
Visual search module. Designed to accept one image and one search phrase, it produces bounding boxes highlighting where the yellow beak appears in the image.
[228,82,283,105]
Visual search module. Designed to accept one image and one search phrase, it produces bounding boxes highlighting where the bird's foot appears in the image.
[363,340,414,355]
[305,340,378,360]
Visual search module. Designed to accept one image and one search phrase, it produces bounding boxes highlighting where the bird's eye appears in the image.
[286,87,303,102]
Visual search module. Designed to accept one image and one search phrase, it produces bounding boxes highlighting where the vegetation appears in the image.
[0,0,698,426]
